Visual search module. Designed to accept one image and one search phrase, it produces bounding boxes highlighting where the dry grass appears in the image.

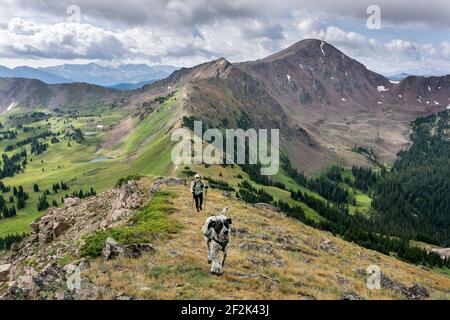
[83,182,450,300]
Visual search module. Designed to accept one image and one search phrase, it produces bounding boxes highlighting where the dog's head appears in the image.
[208,216,232,242]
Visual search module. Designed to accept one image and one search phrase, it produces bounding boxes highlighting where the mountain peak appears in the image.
[184,57,233,80]
[260,38,342,64]
[209,57,231,67]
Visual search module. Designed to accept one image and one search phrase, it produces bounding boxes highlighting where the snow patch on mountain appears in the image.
[320,42,326,56]
[6,101,17,112]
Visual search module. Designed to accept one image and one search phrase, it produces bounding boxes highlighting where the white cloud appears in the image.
[440,42,450,58]
[0,1,448,76]
[8,0,450,28]
[0,19,127,61]
[0,12,287,67]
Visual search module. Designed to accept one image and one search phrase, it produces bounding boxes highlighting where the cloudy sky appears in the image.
[0,0,449,75]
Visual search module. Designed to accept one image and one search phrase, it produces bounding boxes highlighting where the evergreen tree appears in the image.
[37,193,49,211]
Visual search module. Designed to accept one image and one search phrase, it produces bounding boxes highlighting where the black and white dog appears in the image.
[201,207,232,275]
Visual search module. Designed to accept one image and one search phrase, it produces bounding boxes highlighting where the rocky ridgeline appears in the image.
[0,177,185,300]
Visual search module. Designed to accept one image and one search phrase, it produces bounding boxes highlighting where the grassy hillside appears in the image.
[81,179,450,299]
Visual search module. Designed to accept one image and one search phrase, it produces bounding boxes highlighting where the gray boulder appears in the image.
[342,290,365,300]
[0,264,11,282]
[150,177,186,193]
[102,237,156,260]
[102,237,125,260]
[404,283,429,300]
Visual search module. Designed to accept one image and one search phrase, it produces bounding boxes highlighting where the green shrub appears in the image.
[181,170,196,177]
[80,229,122,258]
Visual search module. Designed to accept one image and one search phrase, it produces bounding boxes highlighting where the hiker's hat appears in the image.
[195,174,201,179]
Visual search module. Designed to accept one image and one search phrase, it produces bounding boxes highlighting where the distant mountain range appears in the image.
[387,67,449,81]
[387,73,412,81]
[0,39,449,173]
[0,63,178,89]
[0,65,73,84]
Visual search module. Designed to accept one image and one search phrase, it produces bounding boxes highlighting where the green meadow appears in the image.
[0,95,181,238]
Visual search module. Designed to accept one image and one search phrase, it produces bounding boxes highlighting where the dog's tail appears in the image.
[220,206,232,215]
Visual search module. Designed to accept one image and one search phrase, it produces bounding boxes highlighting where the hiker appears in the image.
[191,174,208,212]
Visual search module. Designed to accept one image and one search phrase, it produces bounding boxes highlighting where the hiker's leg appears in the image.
[199,193,203,210]
[193,194,200,211]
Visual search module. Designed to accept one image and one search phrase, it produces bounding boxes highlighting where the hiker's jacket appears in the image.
[191,180,205,196]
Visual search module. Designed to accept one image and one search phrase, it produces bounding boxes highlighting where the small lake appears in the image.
[84,131,98,136]
[89,156,112,163]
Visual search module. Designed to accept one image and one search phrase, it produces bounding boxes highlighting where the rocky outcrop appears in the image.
[123,243,156,259]
[350,269,431,300]
[1,177,189,300]
[342,291,365,300]
[64,197,80,208]
[150,177,186,193]
[405,284,430,300]
[1,179,151,297]
[238,241,277,256]
[102,181,143,227]
[381,274,430,300]
[30,207,72,246]
[102,237,156,260]
[2,263,65,300]
[1,260,113,300]
[102,238,125,260]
